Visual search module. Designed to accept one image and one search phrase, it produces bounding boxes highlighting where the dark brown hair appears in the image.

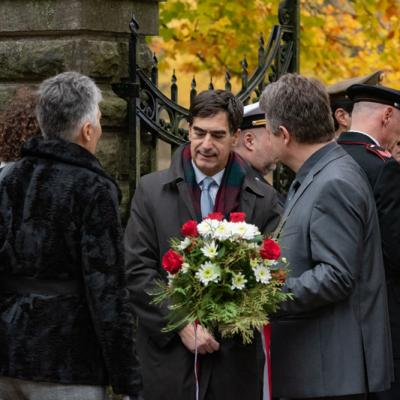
[188,89,243,134]
[0,87,41,162]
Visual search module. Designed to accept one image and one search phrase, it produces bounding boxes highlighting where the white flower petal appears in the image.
[253,265,272,284]
[195,261,221,286]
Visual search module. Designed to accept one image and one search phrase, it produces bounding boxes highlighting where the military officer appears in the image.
[327,71,383,137]
[234,101,277,180]
[234,101,286,206]
[338,83,400,400]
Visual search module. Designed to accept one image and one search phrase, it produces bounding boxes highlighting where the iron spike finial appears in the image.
[172,69,177,84]
[190,76,197,106]
[153,53,158,65]
[258,34,265,65]
[241,55,248,70]
[225,68,232,91]
[129,15,140,34]
[259,33,265,47]
[209,76,214,91]
[191,75,197,89]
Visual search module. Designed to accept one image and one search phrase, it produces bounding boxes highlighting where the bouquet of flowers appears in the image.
[152,212,291,344]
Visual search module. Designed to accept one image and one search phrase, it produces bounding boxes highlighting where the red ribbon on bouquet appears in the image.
[262,324,272,400]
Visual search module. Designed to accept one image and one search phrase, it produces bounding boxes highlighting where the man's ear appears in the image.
[279,125,291,146]
[231,129,240,147]
[334,108,350,128]
[80,121,92,144]
[383,107,393,128]
[242,130,256,151]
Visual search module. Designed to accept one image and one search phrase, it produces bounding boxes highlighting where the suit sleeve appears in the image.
[81,183,141,396]
[278,178,368,314]
[124,179,177,347]
[374,159,400,281]
[262,190,283,234]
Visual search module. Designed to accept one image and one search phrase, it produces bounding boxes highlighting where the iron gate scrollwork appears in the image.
[112,0,299,200]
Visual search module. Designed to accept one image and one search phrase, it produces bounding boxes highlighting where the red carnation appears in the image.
[181,220,199,237]
[205,212,224,221]
[260,238,281,260]
[229,212,246,222]
[162,249,183,274]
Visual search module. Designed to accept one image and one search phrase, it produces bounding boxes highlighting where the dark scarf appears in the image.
[182,144,246,221]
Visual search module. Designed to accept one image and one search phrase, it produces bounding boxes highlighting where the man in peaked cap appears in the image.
[234,101,277,180]
[338,83,400,400]
[327,71,383,137]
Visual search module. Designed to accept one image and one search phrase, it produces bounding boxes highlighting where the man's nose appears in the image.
[202,133,214,147]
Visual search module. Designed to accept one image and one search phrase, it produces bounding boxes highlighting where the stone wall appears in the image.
[0,0,161,214]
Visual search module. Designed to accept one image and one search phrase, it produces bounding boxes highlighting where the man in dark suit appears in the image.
[124,89,282,400]
[338,84,400,400]
[260,73,392,400]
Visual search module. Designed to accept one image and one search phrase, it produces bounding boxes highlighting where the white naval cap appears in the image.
[241,102,266,130]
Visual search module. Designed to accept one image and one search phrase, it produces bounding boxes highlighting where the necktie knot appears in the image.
[201,176,214,191]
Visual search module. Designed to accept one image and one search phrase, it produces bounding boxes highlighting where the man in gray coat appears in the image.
[124,89,282,400]
[259,73,393,400]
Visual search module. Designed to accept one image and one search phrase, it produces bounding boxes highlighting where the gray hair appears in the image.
[260,73,334,144]
[36,71,102,141]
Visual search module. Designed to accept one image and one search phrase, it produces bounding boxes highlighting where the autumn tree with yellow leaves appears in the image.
[150,0,399,105]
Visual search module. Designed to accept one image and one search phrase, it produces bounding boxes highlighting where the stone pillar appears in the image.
[0,0,161,212]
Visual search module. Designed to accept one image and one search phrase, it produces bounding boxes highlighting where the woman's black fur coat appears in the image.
[0,137,140,396]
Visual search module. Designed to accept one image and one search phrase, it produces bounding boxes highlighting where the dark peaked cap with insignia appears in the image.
[327,70,384,111]
[241,102,266,130]
[347,84,400,110]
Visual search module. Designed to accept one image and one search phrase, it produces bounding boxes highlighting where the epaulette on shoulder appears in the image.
[365,144,392,161]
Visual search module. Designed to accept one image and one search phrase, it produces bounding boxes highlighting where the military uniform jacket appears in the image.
[271,143,392,398]
[339,131,400,359]
[124,146,282,400]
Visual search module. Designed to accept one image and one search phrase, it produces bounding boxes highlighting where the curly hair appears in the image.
[0,87,41,162]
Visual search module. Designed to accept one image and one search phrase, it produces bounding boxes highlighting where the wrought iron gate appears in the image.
[113,0,299,199]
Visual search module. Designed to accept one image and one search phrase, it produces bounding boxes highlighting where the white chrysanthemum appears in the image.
[181,262,190,274]
[177,237,191,251]
[247,242,259,250]
[197,219,221,238]
[195,262,221,286]
[231,222,260,240]
[231,272,247,290]
[253,265,272,284]
[201,241,218,259]
[282,257,288,264]
[213,221,233,241]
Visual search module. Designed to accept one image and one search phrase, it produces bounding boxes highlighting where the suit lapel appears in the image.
[176,180,197,220]
[239,175,265,222]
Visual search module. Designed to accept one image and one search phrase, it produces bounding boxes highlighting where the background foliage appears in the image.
[150,0,400,106]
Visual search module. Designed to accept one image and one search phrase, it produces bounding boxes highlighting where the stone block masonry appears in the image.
[0,0,162,216]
